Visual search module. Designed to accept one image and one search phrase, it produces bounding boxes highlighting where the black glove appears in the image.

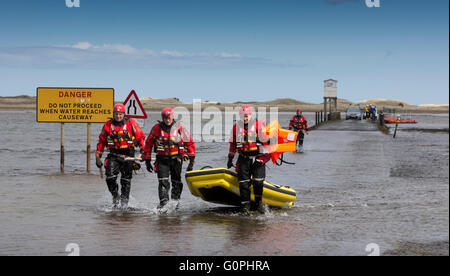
[96,155,103,168]
[186,156,195,172]
[227,156,234,169]
[132,162,141,171]
[145,160,154,173]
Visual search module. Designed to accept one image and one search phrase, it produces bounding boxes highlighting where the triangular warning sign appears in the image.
[123,90,148,119]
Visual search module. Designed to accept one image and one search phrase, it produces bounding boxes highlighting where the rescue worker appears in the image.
[227,105,271,215]
[370,105,377,120]
[365,105,371,120]
[95,103,146,208]
[289,108,308,152]
[143,107,196,211]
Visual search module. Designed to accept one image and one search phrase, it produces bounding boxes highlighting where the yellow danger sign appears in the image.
[37,87,114,123]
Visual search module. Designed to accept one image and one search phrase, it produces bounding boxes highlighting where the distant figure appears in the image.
[289,108,308,152]
[370,105,377,120]
[95,104,146,209]
[379,111,384,126]
[365,105,371,120]
[143,107,196,212]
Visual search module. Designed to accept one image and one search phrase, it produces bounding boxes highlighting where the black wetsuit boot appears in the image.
[155,158,170,209]
[156,154,184,209]
[237,155,266,214]
[106,177,120,207]
[105,147,134,208]
[120,178,131,208]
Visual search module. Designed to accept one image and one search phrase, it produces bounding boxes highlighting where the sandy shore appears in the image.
[1,95,448,113]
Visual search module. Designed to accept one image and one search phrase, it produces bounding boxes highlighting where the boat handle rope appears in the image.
[275,153,296,166]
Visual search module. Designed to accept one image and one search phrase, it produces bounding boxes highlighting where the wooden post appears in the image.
[329,99,332,119]
[324,98,328,122]
[329,99,333,118]
[60,123,65,173]
[393,123,399,138]
[87,123,91,173]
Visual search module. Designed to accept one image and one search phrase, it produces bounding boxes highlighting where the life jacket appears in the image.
[235,121,261,154]
[154,122,185,157]
[292,116,306,130]
[106,119,136,151]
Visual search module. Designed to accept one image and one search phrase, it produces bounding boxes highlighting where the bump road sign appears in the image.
[36,87,114,123]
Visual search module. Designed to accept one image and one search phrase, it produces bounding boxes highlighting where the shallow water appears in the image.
[0,111,448,255]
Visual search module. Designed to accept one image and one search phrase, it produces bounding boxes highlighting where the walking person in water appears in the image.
[289,108,308,152]
[95,103,146,209]
[143,107,196,212]
[227,104,271,215]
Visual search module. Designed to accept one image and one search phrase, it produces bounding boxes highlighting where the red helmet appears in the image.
[113,103,126,113]
[161,107,174,119]
[239,105,253,116]
[296,108,303,114]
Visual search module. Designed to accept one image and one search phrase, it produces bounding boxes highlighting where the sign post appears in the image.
[87,123,91,173]
[37,87,114,173]
[61,123,65,173]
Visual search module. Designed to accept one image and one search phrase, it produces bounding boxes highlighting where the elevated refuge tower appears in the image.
[324,79,338,121]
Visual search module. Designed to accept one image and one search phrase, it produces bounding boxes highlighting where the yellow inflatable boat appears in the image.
[185,168,296,208]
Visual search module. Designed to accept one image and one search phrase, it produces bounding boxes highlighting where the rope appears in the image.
[274,153,296,166]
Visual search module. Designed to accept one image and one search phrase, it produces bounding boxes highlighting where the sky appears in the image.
[0,0,448,105]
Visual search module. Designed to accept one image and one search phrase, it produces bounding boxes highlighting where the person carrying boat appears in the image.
[143,107,196,211]
[227,104,271,214]
[289,108,308,152]
[95,103,146,208]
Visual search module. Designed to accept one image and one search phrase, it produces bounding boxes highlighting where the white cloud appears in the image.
[68,42,246,60]
[68,42,140,55]
[99,44,139,55]
[218,52,241,58]
[161,50,185,57]
[0,42,299,69]
[71,42,93,50]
